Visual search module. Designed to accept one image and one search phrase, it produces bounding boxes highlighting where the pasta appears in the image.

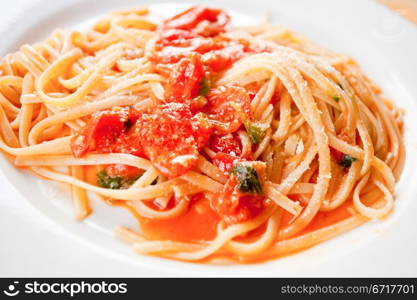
[0,5,405,263]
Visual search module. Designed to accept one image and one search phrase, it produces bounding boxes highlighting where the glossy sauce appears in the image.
[138,197,220,242]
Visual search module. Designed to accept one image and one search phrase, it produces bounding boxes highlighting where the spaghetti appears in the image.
[0,5,405,263]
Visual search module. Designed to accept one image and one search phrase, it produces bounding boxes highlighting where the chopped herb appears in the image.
[332,95,340,103]
[244,121,266,144]
[230,101,265,144]
[97,170,139,189]
[231,163,263,195]
[339,154,356,168]
[198,76,211,97]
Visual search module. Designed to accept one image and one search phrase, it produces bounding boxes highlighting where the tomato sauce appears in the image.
[280,200,355,238]
[138,196,220,242]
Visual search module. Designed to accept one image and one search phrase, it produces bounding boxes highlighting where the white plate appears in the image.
[1,0,417,277]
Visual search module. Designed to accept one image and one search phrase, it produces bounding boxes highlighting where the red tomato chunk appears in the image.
[210,134,242,156]
[204,85,251,135]
[71,107,136,157]
[165,54,205,104]
[135,103,199,178]
[162,6,230,37]
[212,152,241,173]
[211,175,264,224]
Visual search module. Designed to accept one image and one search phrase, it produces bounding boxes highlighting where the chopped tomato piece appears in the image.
[157,29,199,46]
[109,132,145,157]
[165,54,205,104]
[71,107,133,157]
[154,36,265,72]
[212,152,242,173]
[153,41,215,65]
[152,30,219,65]
[211,175,264,224]
[135,103,199,178]
[162,6,230,37]
[191,113,213,149]
[105,164,142,178]
[156,29,216,50]
[210,134,242,156]
[201,43,245,71]
[200,38,270,72]
[204,85,251,135]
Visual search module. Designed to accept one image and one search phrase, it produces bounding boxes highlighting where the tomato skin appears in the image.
[211,175,264,224]
[204,85,252,135]
[210,134,242,156]
[162,6,230,37]
[165,54,205,104]
[71,108,131,157]
[135,103,199,178]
